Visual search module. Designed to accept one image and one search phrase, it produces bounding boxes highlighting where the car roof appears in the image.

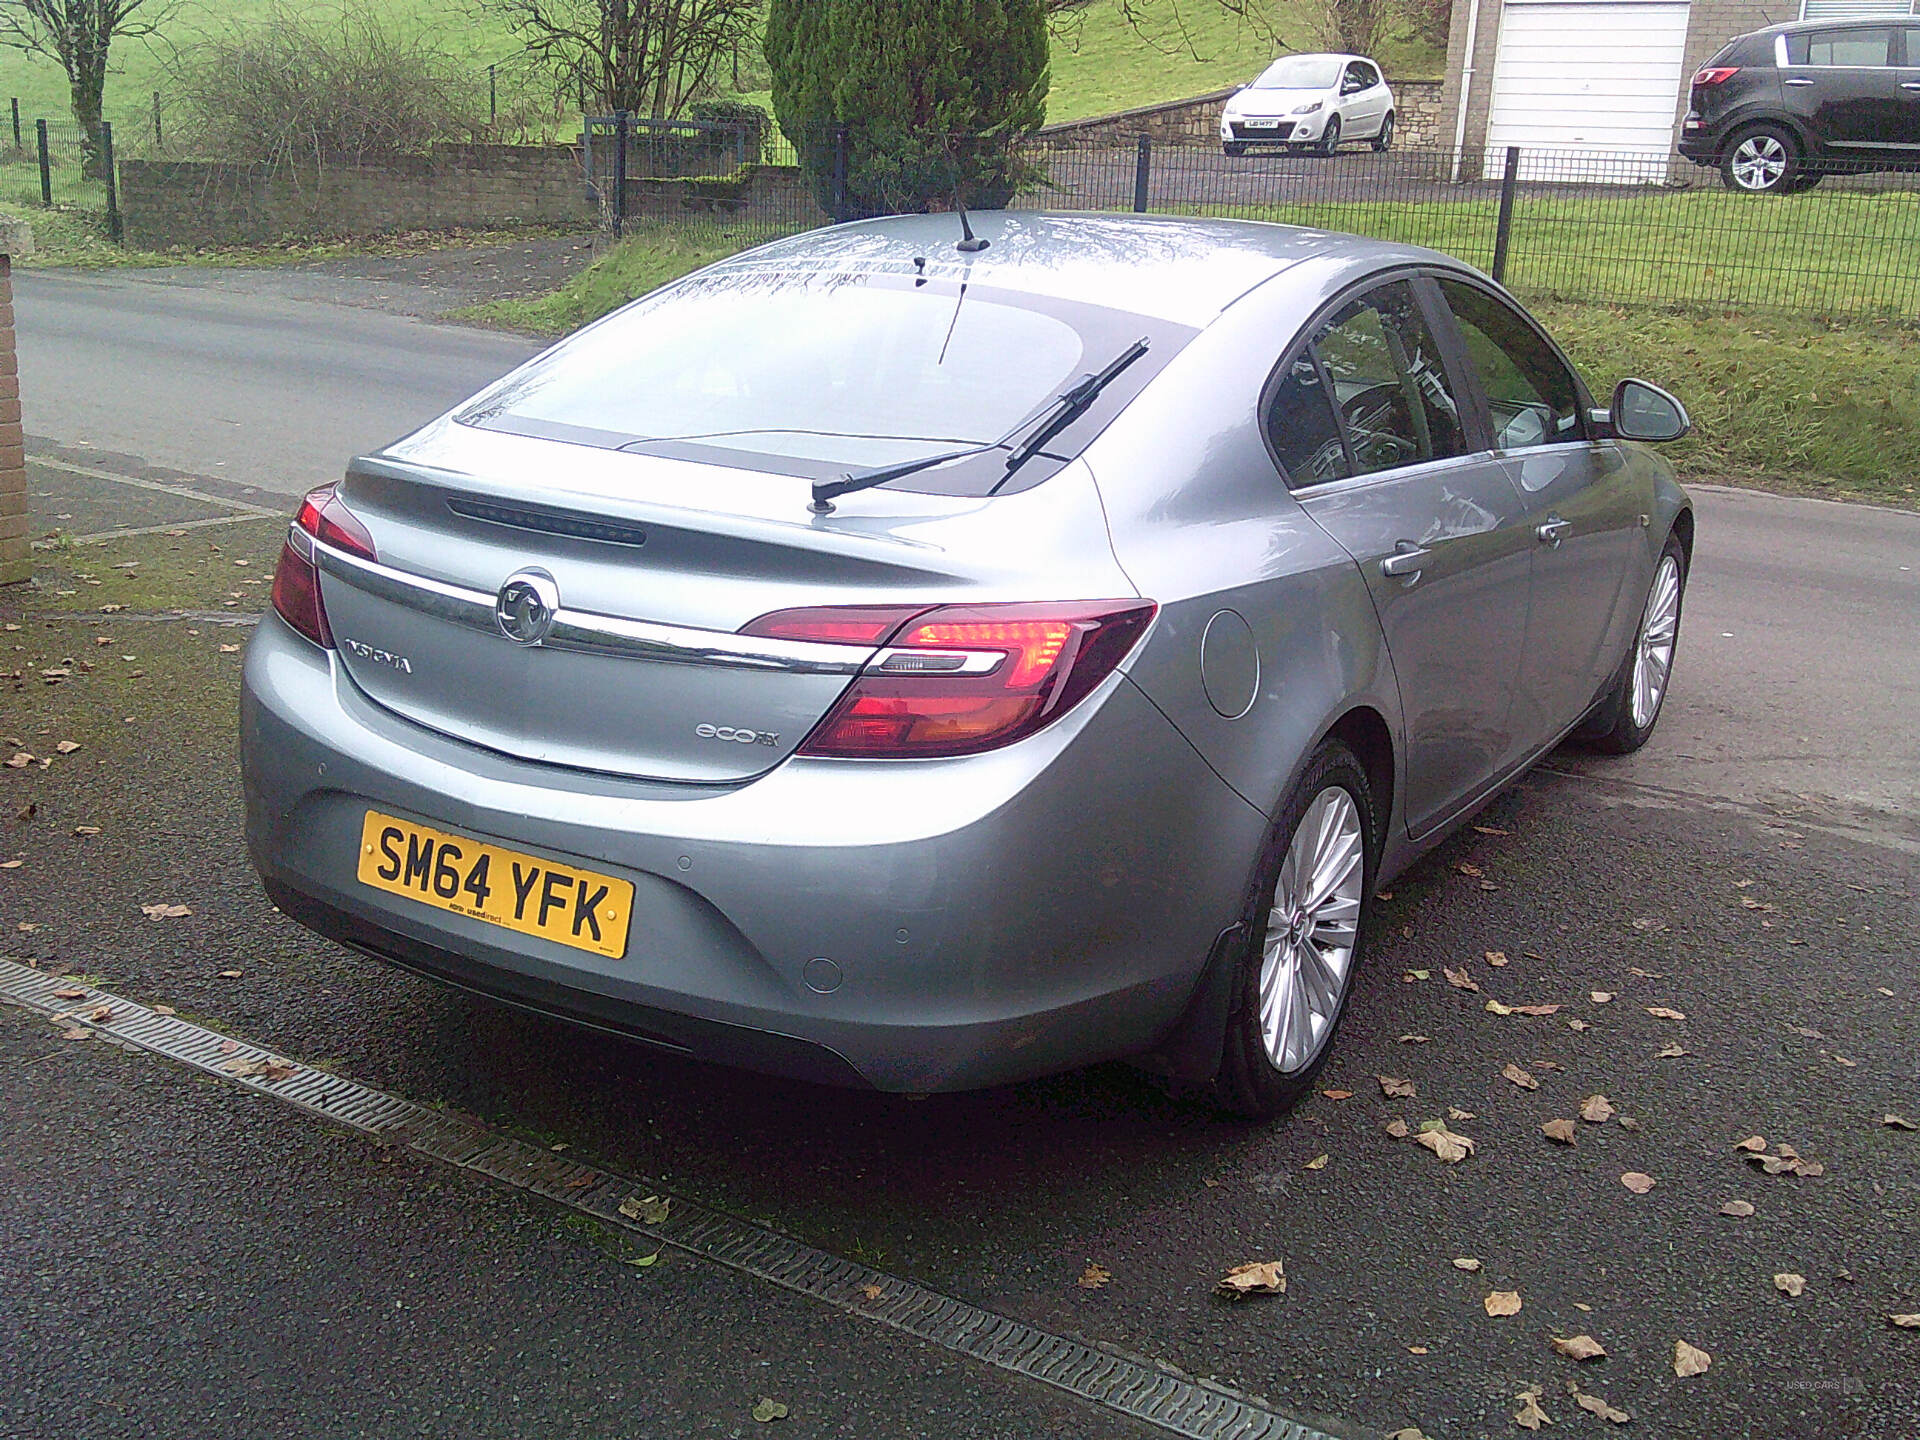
[1751,14,1909,34]
[702,211,1455,328]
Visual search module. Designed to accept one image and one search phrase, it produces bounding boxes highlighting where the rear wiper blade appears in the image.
[807,335,1150,513]
[993,336,1150,490]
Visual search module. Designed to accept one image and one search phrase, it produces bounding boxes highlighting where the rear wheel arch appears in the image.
[1670,506,1695,565]
[1323,705,1395,853]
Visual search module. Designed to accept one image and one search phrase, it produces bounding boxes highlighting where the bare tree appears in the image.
[0,0,175,174]
[474,0,759,118]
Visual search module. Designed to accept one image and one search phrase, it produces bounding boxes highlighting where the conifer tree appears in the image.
[765,0,1049,220]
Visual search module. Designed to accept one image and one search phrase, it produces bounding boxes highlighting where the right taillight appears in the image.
[744,599,1157,758]
[271,483,376,649]
[1693,66,1739,85]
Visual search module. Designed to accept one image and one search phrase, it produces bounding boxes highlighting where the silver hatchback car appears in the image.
[242,213,1692,1117]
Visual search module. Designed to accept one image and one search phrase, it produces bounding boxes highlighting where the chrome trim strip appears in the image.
[867,646,1004,677]
[310,537,873,675]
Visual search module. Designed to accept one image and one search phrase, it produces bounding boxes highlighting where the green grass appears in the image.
[1216,187,1920,320]
[0,0,1440,148]
[468,225,1920,509]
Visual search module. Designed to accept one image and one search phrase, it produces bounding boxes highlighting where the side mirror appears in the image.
[1605,378,1690,443]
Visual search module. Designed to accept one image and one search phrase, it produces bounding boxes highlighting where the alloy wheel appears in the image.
[1631,553,1681,728]
[1730,134,1788,191]
[1257,787,1364,1072]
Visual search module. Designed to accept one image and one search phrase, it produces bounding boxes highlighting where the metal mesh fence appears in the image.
[582,119,1920,321]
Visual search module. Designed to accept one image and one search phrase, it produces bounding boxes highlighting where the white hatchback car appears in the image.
[1221,53,1396,157]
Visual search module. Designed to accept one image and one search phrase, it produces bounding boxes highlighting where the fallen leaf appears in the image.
[1774,1273,1805,1296]
[1385,1118,1410,1139]
[624,1250,660,1268]
[1571,1388,1631,1424]
[1321,1089,1353,1101]
[860,1282,884,1300]
[84,1004,112,1023]
[1077,1263,1111,1289]
[1217,1259,1286,1297]
[217,969,243,979]
[1531,1059,1562,1071]
[15,922,39,933]
[617,1194,672,1225]
[1785,1023,1824,1039]
[1734,1135,1767,1153]
[1621,1172,1656,1194]
[1453,1257,1483,1271]
[1486,998,1514,1015]
[1399,1034,1431,1045]
[750,1398,788,1423]
[1719,1200,1756,1217]
[1580,1095,1616,1124]
[1629,918,1665,932]
[1590,991,1613,1004]
[1876,987,1894,997]
[141,903,192,920]
[73,825,101,835]
[1415,1122,1476,1163]
[1457,863,1483,877]
[1390,1431,1432,1440]
[1379,1075,1417,1098]
[1510,1004,1562,1016]
[1486,950,1509,967]
[1567,1019,1592,1032]
[1514,1389,1551,1430]
[51,986,86,1000]
[1305,1153,1329,1171]
[1646,1006,1687,1021]
[1885,1115,1918,1131]
[1485,1290,1522,1317]
[55,740,80,754]
[1552,1334,1607,1361]
[1541,1118,1577,1145]
[1655,1043,1689,1059]
[1617,1116,1640,1131]
[1406,1344,1428,1355]
[1473,825,1508,836]
[1444,966,1480,992]
[1889,1314,1920,1328]
[1503,1063,1540,1090]
[58,1026,90,1040]
[4,752,31,768]
[219,643,241,653]
[1673,1339,1711,1377]
[0,860,21,870]
[1447,1106,1477,1122]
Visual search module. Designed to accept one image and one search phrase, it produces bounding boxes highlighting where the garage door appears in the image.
[1484,0,1691,180]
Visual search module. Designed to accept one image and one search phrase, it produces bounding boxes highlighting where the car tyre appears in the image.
[1579,534,1687,754]
[1372,112,1394,152]
[1720,124,1798,194]
[1223,141,1247,158]
[1210,738,1376,1119]
[1318,115,1343,157]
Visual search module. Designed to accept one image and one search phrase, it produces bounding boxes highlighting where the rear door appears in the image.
[1782,26,1902,152]
[1274,278,1536,838]
[1896,28,1920,148]
[1431,278,1645,746]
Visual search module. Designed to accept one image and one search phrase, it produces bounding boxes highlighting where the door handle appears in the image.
[1380,544,1432,579]
[1536,517,1573,546]
[1784,77,1816,86]
[1903,82,1920,90]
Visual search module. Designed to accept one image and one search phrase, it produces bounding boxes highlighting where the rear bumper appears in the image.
[241,613,1266,1093]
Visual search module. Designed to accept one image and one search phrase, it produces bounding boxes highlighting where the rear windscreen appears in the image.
[459,268,1191,495]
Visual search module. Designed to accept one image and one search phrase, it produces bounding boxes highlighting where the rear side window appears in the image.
[1787,28,1893,66]
[1309,282,1468,477]
[1437,280,1585,452]
[1267,354,1351,486]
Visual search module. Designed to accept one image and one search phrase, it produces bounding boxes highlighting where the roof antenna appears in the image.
[954,196,989,254]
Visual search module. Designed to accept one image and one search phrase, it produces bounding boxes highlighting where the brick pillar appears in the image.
[0,219,31,585]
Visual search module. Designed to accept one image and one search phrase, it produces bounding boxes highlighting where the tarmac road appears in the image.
[2,266,1916,1440]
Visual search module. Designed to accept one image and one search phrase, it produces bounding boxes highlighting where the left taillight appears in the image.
[271,483,376,649]
[1693,66,1739,86]
[743,599,1157,758]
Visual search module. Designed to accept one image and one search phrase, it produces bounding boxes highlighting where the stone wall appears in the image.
[120,143,597,248]
[1038,79,1448,150]
[120,141,828,248]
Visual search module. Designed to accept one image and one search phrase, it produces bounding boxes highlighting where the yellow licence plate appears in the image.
[356,810,633,959]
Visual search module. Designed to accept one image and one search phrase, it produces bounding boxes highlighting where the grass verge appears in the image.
[468,224,1920,510]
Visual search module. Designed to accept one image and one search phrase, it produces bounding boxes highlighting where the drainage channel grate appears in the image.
[0,958,1359,1440]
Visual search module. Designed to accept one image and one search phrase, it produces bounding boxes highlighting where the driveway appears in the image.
[2,269,1914,1440]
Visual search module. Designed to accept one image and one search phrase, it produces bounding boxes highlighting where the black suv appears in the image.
[1678,17,1920,192]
